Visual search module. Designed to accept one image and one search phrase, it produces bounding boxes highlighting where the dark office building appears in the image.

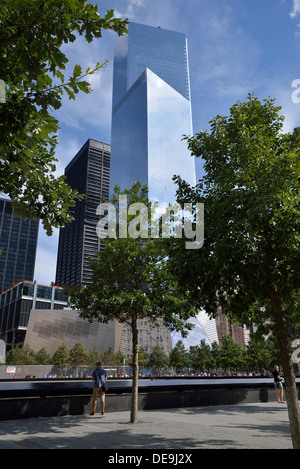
[0,280,69,350]
[0,198,39,293]
[55,139,110,286]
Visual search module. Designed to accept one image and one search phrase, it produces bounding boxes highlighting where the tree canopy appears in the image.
[66,182,199,422]
[169,95,300,448]
[0,0,128,234]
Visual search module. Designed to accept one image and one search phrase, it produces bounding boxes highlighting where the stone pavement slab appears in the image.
[0,401,294,451]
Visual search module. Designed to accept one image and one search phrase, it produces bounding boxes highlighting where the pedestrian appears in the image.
[90,361,107,416]
[271,365,285,403]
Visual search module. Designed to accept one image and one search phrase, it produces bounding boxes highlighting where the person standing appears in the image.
[90,362,107,416]
[271,365,285,403]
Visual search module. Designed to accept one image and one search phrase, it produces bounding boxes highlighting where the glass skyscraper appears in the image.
[0,198,39,293]
[55,139,110,286]
[110,22,196,204]
[109,23,215,352]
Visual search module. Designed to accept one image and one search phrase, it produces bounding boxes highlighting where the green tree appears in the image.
[69,343,89,377]
[137,347,149,375]
[169,340,190,373]
[170,95,300,447]
[103,346,123,374]
[66,182,198,423]
[0,0,128,234]
[52,344,70,377]
[245,334,271,374]
[35,348,52,365]
[218,335,245,375]
[19,345,36,365]
[148,345,169,375]
[6,345,36,365]
[189,339,215,373]
[114,350,126,367]
[210,341,221,372]
[6,347,23,365]
[87,347,102,369]
[265,336,282,371]
[103,347,115,366]
[127,347,149,373]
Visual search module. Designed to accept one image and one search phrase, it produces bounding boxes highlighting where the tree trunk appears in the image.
[130,316,139,423]
[271,289,300,449]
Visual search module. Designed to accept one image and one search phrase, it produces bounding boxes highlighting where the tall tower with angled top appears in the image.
[110,22,196,203]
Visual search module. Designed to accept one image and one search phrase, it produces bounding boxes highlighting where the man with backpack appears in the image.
[90,362,107,416]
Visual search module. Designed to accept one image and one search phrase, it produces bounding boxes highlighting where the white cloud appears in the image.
[268,81,300,133]
[52,34,114,139]
[184,3,262,108]
[114,0,147,20]
[54,135,82,174]
[290,0,300,17]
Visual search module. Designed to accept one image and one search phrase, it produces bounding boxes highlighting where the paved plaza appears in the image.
[0,401,294,450]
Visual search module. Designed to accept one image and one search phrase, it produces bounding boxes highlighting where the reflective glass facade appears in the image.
[109,23,217,354]
[110,23,196,204]
[171,312,219,350]
[0,198,39,293]
[55,139,110,286]
[171,317,213,349]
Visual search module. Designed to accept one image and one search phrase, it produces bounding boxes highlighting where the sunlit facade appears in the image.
[109,23,217,354]
[110,22,196,203]
[171,312,219,350]
[0,281,68,351]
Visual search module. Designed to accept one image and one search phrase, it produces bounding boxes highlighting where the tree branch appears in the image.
[0,0,59,46]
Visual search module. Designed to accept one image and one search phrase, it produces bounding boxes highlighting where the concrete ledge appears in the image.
[1,379,299,420]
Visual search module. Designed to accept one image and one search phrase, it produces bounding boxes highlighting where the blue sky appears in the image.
[34,0,300,285]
